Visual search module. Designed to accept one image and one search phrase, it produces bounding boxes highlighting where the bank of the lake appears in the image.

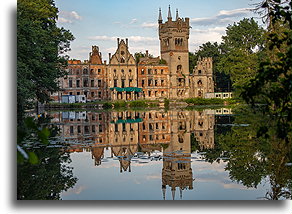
[45,98,240,110]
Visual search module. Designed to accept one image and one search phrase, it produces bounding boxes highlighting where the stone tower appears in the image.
[158,6,190,99]
[191,57,214,98]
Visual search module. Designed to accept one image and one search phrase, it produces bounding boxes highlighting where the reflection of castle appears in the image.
[49,109,217,199]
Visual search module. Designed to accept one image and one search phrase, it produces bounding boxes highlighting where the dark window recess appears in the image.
[69,79,73,87]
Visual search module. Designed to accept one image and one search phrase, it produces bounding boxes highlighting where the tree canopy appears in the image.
[17,0,74,120]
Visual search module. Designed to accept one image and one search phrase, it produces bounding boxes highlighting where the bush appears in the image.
[102,102,112,109]
[113,101,127,108]
[184,98,225,105]
[128,100,147,107]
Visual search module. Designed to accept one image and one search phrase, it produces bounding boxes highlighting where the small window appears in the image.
[69,78,73,87]
[141,69,144,74]
[70,126,74,135]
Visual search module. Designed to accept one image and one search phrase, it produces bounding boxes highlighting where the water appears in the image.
[17,108,291,200]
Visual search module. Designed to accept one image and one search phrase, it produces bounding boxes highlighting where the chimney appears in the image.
[146,50,149,57]
[117,38,120,47]
[104,60,106,64]
[126,38,128,47]
[109,53,111,61]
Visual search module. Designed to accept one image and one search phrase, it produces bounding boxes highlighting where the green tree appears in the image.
[241,0,291,124]
[217,18,266,95]
[17,147,77,200]
[17,0,74,120]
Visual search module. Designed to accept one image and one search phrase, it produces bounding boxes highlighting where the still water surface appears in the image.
[17,108,291,200]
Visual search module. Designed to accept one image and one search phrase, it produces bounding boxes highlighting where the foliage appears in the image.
[201,106,291,198]
[134,51,153,64]
[241,0,292,126]
[17,0,74,120]
[17,147,77,199]
[102,102,113,109]
[159,59,167,65]
[217,18,266,94]
[164,98,170,109]
[128,100,147,107]
[112,100,127,108]
[17,115,59,164]
[184,98,236,105]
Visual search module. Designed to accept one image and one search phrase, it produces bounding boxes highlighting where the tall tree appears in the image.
[241,0,291,123]
[217,18,265,94]
[17,0,74,120]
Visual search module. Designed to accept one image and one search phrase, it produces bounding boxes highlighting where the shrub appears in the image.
[128,100,147,107]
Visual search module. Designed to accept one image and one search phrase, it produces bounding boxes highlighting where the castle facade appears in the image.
[51,7,214,102]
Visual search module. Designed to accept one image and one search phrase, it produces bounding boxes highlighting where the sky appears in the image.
[55,0,262,61]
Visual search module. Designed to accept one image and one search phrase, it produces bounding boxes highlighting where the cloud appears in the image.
[191,8,252,26]
[58,11,82,24]
[141,22,158,28]
[189,27,226,52]
[88,35,157,43]
[130,18,138,24]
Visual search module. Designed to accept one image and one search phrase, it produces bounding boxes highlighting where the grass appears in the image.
[184,98,238,105]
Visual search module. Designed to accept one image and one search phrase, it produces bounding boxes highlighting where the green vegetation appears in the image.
[159,59,167,64]
[200,106,291,199]
[128,100,147,107]
[190,18,265,95]
[17,146,77,199]
[184,98,237,105]
[241,0,291,121]
[17,0,74,121]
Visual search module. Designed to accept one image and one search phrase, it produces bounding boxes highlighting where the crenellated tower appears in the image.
[158,6,190,99]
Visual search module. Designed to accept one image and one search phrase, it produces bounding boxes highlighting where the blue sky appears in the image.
[55,0,262,61]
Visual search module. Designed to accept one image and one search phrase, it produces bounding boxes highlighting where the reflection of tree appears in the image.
[202,106,291,199]
[17,148,77,200]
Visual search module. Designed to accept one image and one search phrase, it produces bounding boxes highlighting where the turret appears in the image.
[158,8,163,24]
[167,5,172,21]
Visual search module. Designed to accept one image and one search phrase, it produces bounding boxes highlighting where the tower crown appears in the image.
[167,5,172,20]
[158,8,163,23]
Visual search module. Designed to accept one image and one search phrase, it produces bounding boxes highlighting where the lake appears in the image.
[17,107,291,200]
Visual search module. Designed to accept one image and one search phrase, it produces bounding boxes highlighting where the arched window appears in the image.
[198,90,202,97]
[120,57,125,63]
[197,80,203,86]
[177,65,182,73]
